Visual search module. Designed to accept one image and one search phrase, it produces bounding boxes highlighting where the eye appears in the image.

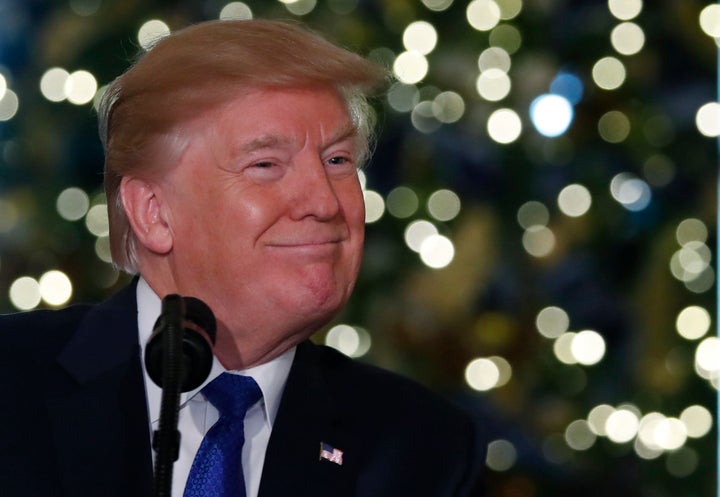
[252,161,275,168]
[325,155,357,178]
[327,156,350,166]
[242,159,286,183]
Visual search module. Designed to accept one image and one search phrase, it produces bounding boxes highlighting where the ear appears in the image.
[120,176,173,255]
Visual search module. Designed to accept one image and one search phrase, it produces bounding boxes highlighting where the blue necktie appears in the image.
[184,373,262,497]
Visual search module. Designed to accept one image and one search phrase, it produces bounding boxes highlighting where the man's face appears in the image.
[155,87,366,366]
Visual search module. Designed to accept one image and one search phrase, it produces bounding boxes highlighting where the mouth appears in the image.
[267,239,341,248]
[266,240,342,257]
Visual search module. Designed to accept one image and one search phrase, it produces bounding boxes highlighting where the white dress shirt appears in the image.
[136,278,295,497]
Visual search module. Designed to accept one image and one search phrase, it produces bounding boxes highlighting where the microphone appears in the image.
[144,294,217,392]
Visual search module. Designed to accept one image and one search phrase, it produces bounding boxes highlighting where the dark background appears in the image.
[0,0,716,495]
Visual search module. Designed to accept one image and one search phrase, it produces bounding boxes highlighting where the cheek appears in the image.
[342,181,366,230]
[344,187,366,270]
[205,185,275,236]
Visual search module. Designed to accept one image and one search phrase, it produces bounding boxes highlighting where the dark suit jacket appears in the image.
[0,281,484,496]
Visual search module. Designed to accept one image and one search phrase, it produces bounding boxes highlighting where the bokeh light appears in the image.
[489,23,522,53]
[517,201,550,229]
[364,190,385,223]
[421,0,454,11]
[56,187,90,221]
[387,83,420,113]
[695,336,720,381]
[522,225,555,257]
[496,0,522,20]
[557,183,591,217]
[530,94,574,137]
[553,332,577,364]
[95,236,113,263]
[476,68,511,101]
[570,330,606,366]
[676,218,708,246]
[565,419,596,450]
[610,173,652,211]
[598,110,631,142]
[550,72,584,105]
[608,0,642,21]
[486,439,517,471]
[467,0,501,31]
[0,198,19,233]
[138,19,171,50]
[325,323,371,357]
[283,0,317,15]
[219,2,253,20]
[676,306,711,341]
[466,357,500,391]
[666,447,699,477]
[85,204,110,237]
[65,70,97,105]
[404,220,438,253]
[403,21,438,55]
[643,154,676,187]
[588,404,615,436]
[487,108,522,143]
[419,234,455,268]
[39,270,73,306]
[536,306,570,339]
[427,189,461,221]
[9,276,41,311]
[393,51,429,84]
[699,4,720,37]
[695,102,720,137]
[680,405,713,438]
[478,47,511,73]
[386,186,419,218]
[489,356,512,387]
[611,22,645,56]
[0,89,18,121]
[592,56,626,90]
[432,91,465,123]
[40,67,70,102]
[605,408,640,443]
[411,101,442,134]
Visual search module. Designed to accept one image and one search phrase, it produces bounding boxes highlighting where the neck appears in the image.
[212,326,303,370]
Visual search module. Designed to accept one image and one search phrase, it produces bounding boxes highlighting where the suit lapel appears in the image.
[49,281,154,497]
[258,341,358,497]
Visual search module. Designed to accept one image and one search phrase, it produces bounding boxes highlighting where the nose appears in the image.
[289,156,342,222]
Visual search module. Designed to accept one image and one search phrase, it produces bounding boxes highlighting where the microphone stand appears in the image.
[151,294,185,497]
[145,295,217,497]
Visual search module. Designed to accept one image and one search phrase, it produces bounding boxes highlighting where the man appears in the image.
[0,19,483,497]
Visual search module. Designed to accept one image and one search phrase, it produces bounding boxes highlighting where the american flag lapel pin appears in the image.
[319,441,344,466]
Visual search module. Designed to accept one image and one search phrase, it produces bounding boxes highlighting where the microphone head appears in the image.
[182,296,217,345]
[177,329,214,391]
[144,295,217,392]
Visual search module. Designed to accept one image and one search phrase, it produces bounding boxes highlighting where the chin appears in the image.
[300,293,347,320]
[293,287,350,326]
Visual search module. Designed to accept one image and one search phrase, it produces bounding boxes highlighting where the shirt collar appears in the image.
[136,277,295,428]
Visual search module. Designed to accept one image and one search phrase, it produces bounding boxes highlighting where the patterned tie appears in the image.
[184,373,262,497]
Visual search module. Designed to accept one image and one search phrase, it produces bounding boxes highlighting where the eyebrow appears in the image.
[240,134,294,154]
[326,122,358,147]
[238,122,358,155]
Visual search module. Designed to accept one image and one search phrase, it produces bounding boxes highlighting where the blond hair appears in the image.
[99,19,388,273]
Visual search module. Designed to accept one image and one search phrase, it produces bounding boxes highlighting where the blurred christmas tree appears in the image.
[0,0,717,495]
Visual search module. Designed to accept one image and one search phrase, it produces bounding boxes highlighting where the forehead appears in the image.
[209,87,353,137]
